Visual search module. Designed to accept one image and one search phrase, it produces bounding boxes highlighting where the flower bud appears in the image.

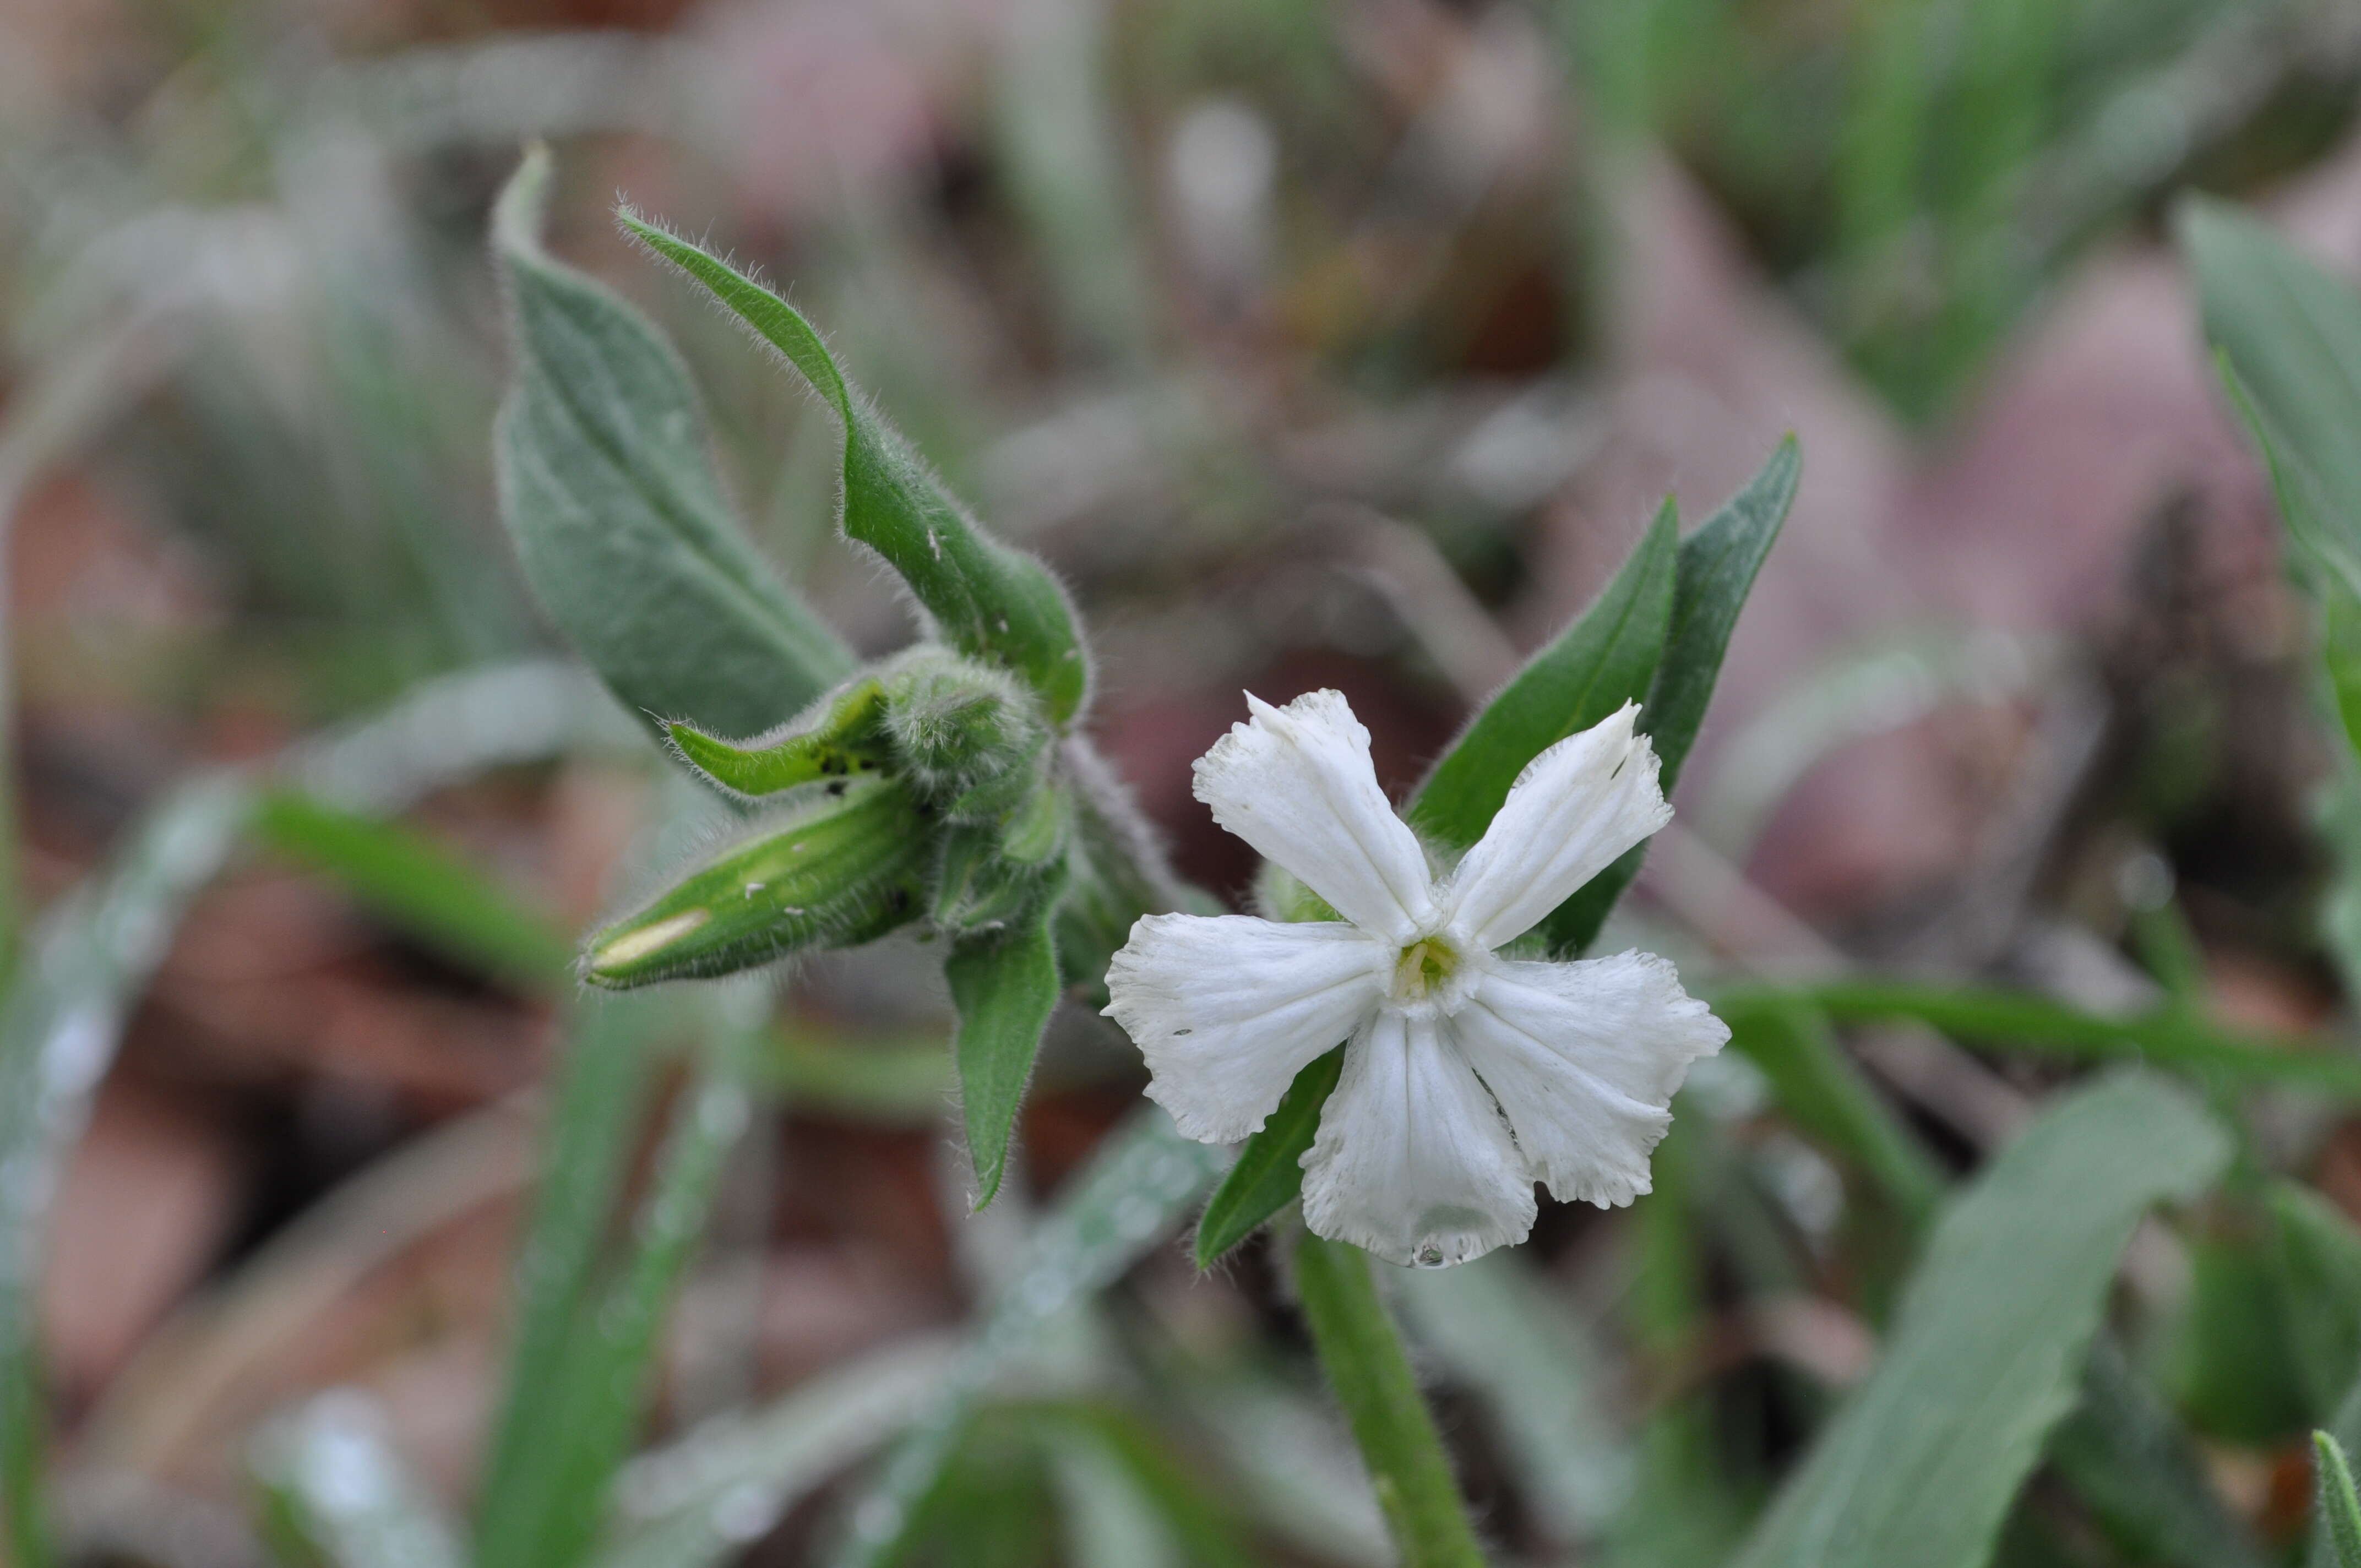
[583,775,928,987]
[880,652,1047,816]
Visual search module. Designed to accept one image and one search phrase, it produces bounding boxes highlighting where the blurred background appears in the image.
[9,0,2361,1562]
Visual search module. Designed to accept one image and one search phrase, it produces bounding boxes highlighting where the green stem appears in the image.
[1293,1232,1488,1568]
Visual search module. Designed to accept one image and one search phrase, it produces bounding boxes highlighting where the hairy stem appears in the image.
[1294,1232,1488,1568]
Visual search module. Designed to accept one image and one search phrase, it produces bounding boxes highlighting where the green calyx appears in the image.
[583,775,929,987]
[593,649,1077,983]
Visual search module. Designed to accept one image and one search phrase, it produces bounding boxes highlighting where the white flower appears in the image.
[1104,690,1727,1268]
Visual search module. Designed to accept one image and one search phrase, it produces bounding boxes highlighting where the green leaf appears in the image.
[830,1108,1230,1568]
[1292,1234,1486,1568]
[617,213,1090,724]
[1192,1047,1341,1268]
[2046,1336,2267,1568]
[1716,978,2361,1097]
[581,776,929,988]
[948,884,1067,1206]
[1541,433,1800,955]
[1731,1072,2232,1568]
[251,1392,465,1568]
[1408,498,1676,851]
[2277,1184,2361,1418]
[2321,1432,2361,1568]
[253,790,572,989]
[664,678,892,801]
[491,146,855,742]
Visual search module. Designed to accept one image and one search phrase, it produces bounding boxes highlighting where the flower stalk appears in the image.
[1294,1231,1489,1568]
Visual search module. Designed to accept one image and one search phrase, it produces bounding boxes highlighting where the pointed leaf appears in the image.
[2321,1432,2361,1568]
[2277,1183,2361,1416]
[949,884,1067,1206]
[617,213,1090,723]
[1732,1072,2231,1568]
[1408,498,1675,851]
[1192,1046,1342,1268]
[665,678,892,802]
[491,147,855,741]
[1541,434,1799,955]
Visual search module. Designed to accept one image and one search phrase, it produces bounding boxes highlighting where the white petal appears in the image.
[1455,951,1727,1207]
[1299,1011,1536,1267]
[1105,913,1387,1142]
[1442,701,1671,950]
[1193,690,1437,944]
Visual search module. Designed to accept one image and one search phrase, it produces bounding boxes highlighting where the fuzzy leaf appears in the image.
[582,777,928,988]
[1732,1072,2230,1568]
[491,147,855,741]
[666,679,892,801]
[2323,1433,2361,1568]
[948,884,1067,1205]
[617,214,1090,725]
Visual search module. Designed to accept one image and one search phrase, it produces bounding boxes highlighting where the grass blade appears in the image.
[597,1338,960,1568]
[471,995,662,1568]
[828,1107,1229,1568]
[1732,1072,2231,1568]
[0,775,253,1568]
[1293,1234,1486,1568]
[1724,1001,1944,1226]
[492,146,856,741]
[253,790,573,990]
[252,1391,465,1568]
[1717,979,2361,1097]
[476,1042,752,1568]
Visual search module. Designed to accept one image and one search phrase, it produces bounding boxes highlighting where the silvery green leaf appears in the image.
[492,147,855,742]
[616,214,1090,725]
[1732,1071,2231,1568]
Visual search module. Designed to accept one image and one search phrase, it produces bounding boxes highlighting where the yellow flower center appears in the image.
[1392,934,1461,1003]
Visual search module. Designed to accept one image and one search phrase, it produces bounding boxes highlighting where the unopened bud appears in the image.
[584,776,928,987]
[882,652,1047,815]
